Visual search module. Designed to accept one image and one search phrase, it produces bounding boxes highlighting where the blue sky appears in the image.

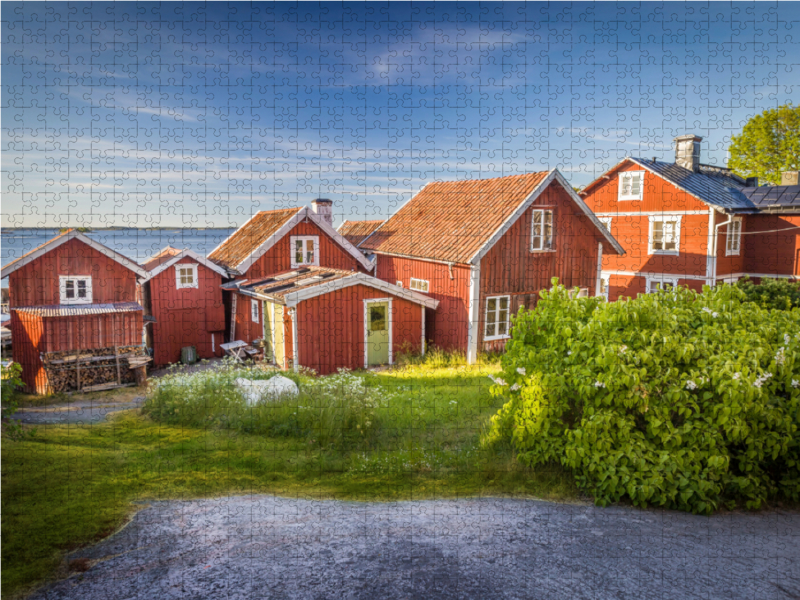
[2,1,798,228]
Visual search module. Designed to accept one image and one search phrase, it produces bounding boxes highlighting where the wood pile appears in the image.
[41,345,151,393]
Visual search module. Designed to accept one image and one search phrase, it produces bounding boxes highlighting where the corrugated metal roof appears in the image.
[207,208,303,271]
[337,220,385,246]
[12,302,143,317]
[142,246,182,271]
[239,267,354,302]
[359,172,550,264]
[628,158,754,211]
[739,185,800,212]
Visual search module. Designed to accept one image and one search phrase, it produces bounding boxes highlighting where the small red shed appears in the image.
[1,230,147,393]
[142,247,228,366]
[226,267,438,374]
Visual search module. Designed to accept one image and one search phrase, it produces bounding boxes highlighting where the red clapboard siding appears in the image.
[294,284,423,374]
[479,182,603,351]
[742,215,800,276]
[243,220,366,279]
[374,254,470,352]
[148,257,226,366]
[8,237,139,307]
[232,292,263,345]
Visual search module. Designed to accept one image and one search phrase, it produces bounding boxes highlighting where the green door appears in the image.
[366,301,390,366]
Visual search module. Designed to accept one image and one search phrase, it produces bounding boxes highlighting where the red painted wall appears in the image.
[148,257,226,366]
[374,254,470,351]
[8,238,139,307]
[242,220,366,279]
[11,311,142,394]
[294,284,423,374]
[741,215,800,276]
[232,292,263,345]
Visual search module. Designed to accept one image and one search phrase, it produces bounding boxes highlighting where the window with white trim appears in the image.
[598,276,610,300]
[409,278,429,293]
[59,276,92,305]
[531,209,554,251]
[251,298,260,323]
[598,217,612,232]
[484,295,511,340]
[290,236,319,267]
[618,171,644,201]
[175,264,198,289]
[726,219,742,256]
[646,276,679,294]
[648,216,681,255]
[396,281,403,287]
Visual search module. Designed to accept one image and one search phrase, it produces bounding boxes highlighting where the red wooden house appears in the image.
[209,200,436,373]
[579,134,800,300]
[142,247,229,366]
[1,230,147,393]
[358,170,624,363]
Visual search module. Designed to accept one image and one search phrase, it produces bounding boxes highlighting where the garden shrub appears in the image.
[736,276,800,310]
[485,280,800,514]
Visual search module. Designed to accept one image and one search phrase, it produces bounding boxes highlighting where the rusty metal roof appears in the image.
[359,172,551,264]
[337,220,385,247]
[236,267,354,302]
[207,208,303,271]
[12,302,143,317]
[142,246,182,271]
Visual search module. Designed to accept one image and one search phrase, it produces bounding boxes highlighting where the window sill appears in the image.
[725,251,741,257]
[648,250,680,256]
[618,197,643,201]
[484,334,511,342]
[530,249,557,254]
[177,284,199,290]
[60,299,92,305]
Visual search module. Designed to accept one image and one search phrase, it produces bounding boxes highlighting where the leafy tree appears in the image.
[736,276,800,310]
[728,103,800,185]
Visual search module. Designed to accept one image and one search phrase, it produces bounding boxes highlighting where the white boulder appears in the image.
[235,375,299,405]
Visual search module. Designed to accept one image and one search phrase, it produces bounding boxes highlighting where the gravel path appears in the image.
[30,495,800,600]
[10,397,145,424]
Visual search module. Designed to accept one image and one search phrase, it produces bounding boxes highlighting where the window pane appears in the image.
[622,174,631,195]
[369,306,386,331]
[487,298,496,313]
[65,280,75,298]
[295,240,304,264]
[652,222,663,249]
[499,297,509,310]
[77,280,87,297]
[306,240,314,263]
[631,173,641,195]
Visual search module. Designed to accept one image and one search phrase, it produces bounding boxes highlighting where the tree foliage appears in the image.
[484,281,800,514]
[728,103,800,185]
[736,276,800,311]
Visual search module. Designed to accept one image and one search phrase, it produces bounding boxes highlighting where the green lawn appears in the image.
[1,361,578,599]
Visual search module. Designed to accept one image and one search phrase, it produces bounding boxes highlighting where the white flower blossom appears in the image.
[792,379,799,389]
[567,351,572,356]
[785,334,791,345]
[754,372,773,388]
[494,378,508,387]
[510,383,521,391]
[516,367,527,376]
[686,380,697,390]
[619,345,628,354]
[775,347,786,367]
[594,380,606,388]
[732,372,741,380]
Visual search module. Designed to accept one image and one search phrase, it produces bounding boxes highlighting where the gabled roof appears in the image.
[227,266,439,309]
[143,247,229,280]
[359,170,624,264]
[208,207,372,274]
[580,157,755,212]
[337,219,385,246]
[0,229,147,280]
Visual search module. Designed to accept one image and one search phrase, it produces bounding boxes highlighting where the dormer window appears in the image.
[59,276,92,305]
[619,171,644,201]
[290,236,319,268]
[175,264,198,289]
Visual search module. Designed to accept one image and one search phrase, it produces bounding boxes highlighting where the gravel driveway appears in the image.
[29,495,800,600]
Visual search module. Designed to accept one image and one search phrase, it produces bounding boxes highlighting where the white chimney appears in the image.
[311,198,333,227]
[674,134,703,172]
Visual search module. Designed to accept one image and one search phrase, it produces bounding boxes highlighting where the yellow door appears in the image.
[271,303,285,368]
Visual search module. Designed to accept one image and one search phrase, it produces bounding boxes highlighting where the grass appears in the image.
[1,356,579,599]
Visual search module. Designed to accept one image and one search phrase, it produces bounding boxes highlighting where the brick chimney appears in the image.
[781,171,799,186]
[674,134,703,172]
[311,198,333,227]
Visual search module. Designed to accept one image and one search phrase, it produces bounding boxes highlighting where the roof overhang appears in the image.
[468,169,625,264]
[143,248,229,281]
[282,273,440,309]
[229,207,373,274]
[1,230,147,280]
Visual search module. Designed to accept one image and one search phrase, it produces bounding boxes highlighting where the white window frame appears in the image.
[289,235,320,268]
[174,263,198,289]
[598,217,612,232]
[484,295,511,341]
[251,298,260,323]
[645,274,680,294]
[726,218,742,256]
[396,281,403,287]
[598,274,610,300]
[530,209,554,252]
[648,215,682,256]
[59,275,92,305]
[618,170,645,201]
[409,278,430,293]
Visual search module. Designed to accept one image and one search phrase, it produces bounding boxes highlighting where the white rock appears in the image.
[235,375,299,405]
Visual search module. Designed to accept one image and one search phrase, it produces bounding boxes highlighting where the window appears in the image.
[598,217,612,232]
[59,276,92,305]
[646,276,679,294]
[396,281,403,287]
[175,264,198,289]
[598,276,610,300]
[726,219,742,256]
[484,295,511,340]
[409,278,429,292]
[619,171,644,201]
[531,210,554,251]
[251,298,260,323]
[648,216,681,255]
[290,236,319,268]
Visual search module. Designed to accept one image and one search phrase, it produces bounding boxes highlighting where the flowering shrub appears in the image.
[144,361,391,449]
[484,280,800,514]
[736,276,800,310]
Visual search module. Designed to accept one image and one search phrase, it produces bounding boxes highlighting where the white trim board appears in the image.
[144,248,228,281]
[282,273,439,310]
[600,269,709,281]
[466,264,481,364]
[593,210,709,217]
[1,229,147,279]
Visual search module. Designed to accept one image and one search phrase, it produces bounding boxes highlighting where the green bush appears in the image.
[736,276,800,310]
[484,280,800,514]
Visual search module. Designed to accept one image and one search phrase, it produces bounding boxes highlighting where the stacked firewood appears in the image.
[41,346,151,393]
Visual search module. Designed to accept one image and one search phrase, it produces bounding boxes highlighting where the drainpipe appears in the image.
[711,213,733,284]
